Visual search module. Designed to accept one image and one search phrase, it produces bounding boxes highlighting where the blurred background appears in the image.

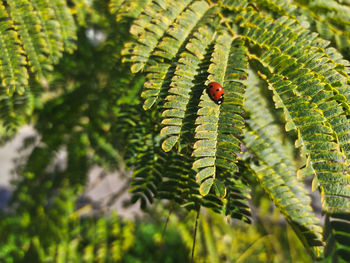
[0,125,316,262]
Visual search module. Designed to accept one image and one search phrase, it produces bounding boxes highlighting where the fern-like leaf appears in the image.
[239,9,350,213]
[161,23,215,152]
[110,0,152,22]
[118,0,350,257]
[121,0,213,109]
[124,0,192,73]
[51,0,77,53]
[244,71,323,250]
[193,36,247,196]
[0,2,28,95]
[8,0,52,81]
[32,0,64,64]
[223,162,252,223]
[296,0,350,55]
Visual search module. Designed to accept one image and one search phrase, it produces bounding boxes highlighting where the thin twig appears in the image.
[162,206,173,238]
[191,209,200,263]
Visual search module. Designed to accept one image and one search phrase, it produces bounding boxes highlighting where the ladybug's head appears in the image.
[217,94,224,104]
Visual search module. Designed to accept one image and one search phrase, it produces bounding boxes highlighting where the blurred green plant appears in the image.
[151,204,313,263]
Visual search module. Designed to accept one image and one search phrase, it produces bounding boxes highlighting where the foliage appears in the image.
[0,0,83,140]
[0,206,191,263]
[0,1,140,261]
[294,0,350,59]
[114,0,350,261]
[123,222,190,263]
[157,206,314,263]
[0,0,349,262]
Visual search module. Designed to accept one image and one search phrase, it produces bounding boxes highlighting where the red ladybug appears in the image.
[208,82,224,104]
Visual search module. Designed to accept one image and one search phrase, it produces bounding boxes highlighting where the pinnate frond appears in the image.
[121,0,213,109]
[161,23,215,152]
[32,0,64,64]
[50,0,77,53]
[239,9,350,214]
[193,36,247,196]
[117,0,350,258]
[8,0,52,81]
[0,2,28,95]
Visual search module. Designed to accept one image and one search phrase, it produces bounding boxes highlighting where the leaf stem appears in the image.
[191,209,200,263]
[207,0,237,37]
[161,206,173,238]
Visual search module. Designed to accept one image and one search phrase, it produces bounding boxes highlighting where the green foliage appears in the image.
[295,0,350,59]
[0,0,83,138]
[0,0,77,92]
[238,11,350,258]
[124,222,190,263]
[0,2,139,261]
[192,36,247,197]
[244,70,323,249]
[114,0,350,260]
[0,208,135,263]
[166,208,314,263]
[0,0,350,262]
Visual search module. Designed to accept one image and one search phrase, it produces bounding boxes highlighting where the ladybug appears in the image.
[207,82,224,104]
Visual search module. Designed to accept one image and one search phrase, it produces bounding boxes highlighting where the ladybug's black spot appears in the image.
[216,89,220,91]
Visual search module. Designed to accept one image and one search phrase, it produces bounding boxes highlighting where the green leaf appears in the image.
[161,136,178,152]
[200,178,214,196]
[196,166,215,183]
[213,179,226,198]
